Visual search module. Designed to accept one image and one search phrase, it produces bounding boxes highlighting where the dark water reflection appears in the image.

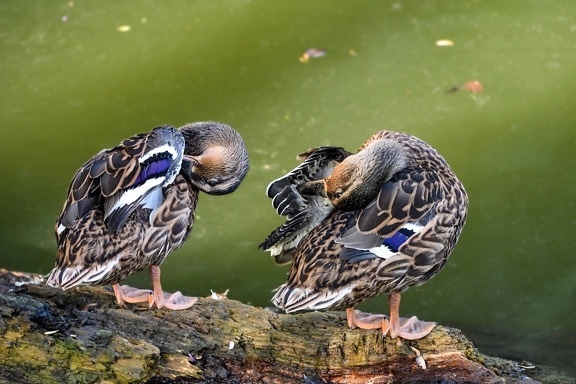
[1,0,575,376]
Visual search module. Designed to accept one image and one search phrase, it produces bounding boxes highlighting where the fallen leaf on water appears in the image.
[117,25,131,32]
[299,48,326,63]
[436,39,454,47]
[447,80,483,94]
[462,80,483,93]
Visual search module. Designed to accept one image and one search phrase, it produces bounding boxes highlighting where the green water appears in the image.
[1,0,575,375]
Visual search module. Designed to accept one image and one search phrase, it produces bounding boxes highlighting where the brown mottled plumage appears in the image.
[265,130,468,339]
[47,122,249,310]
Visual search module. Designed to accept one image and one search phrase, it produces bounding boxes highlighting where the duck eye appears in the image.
[207,178,219,187]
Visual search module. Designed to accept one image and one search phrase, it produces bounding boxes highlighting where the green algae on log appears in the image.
[0,269,561,383]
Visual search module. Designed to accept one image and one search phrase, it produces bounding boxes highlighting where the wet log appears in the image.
[0,269,560,384]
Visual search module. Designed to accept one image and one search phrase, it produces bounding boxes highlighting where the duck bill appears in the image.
[180,155,198,180]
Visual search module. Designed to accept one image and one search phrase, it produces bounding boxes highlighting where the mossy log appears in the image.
[0,269,549,384]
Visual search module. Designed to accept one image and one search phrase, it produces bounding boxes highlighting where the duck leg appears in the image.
[112,284,152,305]
[388,291,436,340]
[149,265,198,310]
[346,307,389,331]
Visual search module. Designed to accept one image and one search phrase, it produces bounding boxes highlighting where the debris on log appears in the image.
[0,269,569,384]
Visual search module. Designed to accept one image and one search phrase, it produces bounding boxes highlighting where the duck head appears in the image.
[179,122,249,195]
[302,139,408,210]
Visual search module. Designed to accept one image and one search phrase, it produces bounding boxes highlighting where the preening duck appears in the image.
[47,122,249,310]
[262,130,468,339]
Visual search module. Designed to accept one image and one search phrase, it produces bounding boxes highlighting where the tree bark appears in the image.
[0,269,558,384]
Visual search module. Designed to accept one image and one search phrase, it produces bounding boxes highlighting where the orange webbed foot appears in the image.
[155,291,198,310]
[391,316,436,340]
[346,308,390,332]
[113,284,153,305]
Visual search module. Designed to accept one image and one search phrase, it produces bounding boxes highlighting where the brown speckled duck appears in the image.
[46,122,249,310]
[262,130,468,339]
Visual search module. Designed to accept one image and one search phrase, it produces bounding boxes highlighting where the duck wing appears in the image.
[337,168,444,264]
[259,146,351,263]
[56,126,185,239]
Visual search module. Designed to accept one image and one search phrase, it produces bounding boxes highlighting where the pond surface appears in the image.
[1,0,575,376]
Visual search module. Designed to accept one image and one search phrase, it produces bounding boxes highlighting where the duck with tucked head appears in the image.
[263,130,468,340]
[47,122,249,310]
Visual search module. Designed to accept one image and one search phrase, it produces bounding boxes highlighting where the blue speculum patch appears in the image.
[134,155,172,186]
[382,227,414,253]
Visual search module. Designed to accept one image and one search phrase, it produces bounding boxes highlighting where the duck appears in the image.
[46,122,249,310]
[263,130,468,339]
